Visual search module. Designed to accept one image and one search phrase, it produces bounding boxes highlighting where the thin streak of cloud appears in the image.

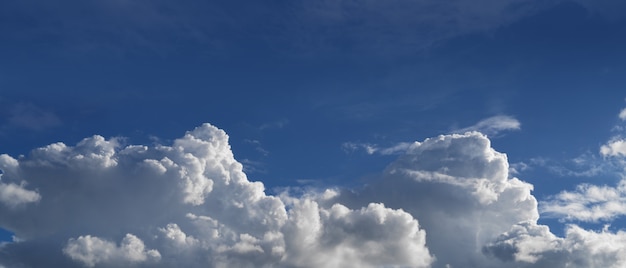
[244,139,269,156]
[454,115,521,136]
[342,142,413,155]
[259,120,289,131]
[3,103,61,131]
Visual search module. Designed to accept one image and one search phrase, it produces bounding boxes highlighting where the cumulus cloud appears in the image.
[481,106,626,267]
[0,123,433,268]
[63,234,161,267]
[601,139,626,157]
[336,127,626,267]
[600,107,626,157]
[0,155,41,209]
[3,121,626,267]
[541,180,626,222]
[454,115,521,136]
[333,132,539,267]
[485,221,626,267]
[0,181,40,209]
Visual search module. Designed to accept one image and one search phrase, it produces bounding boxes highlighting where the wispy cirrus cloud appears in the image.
[259,119,289,131]
[0,0,566,57]
[341,141,413,155]
[454,115,521,136]
[3,102,61,131]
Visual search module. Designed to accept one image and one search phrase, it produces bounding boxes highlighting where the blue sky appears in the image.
[2,1,626,267]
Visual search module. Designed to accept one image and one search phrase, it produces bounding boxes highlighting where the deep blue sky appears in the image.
[2,0,626,239]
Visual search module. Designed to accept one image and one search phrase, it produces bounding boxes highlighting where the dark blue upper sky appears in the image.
[2,0,626,237]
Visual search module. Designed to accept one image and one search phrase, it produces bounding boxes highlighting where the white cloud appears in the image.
[601,139,626,157]
[600,107,626,157]
[333,132,538,267]
[0,155,41,208]
[620,108,626,120]
[485,221,626,267]
[63,234,161,267]
[454,115,521,136]
[0,123,432,268]
[4,122,626,267]
[341,141,413,155]
[280,201,433,267]
[541,180,626,222]
[481,105,626,266]
[337,128,626,267]
[0,181,40,209]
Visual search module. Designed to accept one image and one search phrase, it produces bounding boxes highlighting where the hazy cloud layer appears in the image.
[0,0,572,56]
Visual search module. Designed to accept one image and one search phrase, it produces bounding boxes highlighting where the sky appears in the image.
[2,0,626,267]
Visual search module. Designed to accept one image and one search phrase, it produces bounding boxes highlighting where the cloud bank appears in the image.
[0,124,432,267]
[1,122,626,267]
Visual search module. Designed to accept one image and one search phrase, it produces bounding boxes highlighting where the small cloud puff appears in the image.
[619,108,626,120]
[63,234,161,267]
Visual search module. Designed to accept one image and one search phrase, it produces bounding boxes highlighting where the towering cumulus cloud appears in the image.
[0,123,432,267]
[333,132,539,267]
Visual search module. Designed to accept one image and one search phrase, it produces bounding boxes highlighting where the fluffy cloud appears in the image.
[482,106,626,267]
[541,180,626,222]
[333,131,538,267]
[601,139,626,157]
[3,122,626,267]
[485,222,626,267]
[349,130,626,267]
[63,234,161,267]
[0,123,432,267]
[0,181,40,209]
[600,107,626,157]
[0,155,40,209]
